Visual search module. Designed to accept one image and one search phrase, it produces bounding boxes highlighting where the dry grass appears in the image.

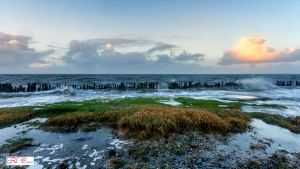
[0,108,35,128]
[43,105,250,137]
[118,106,248,137]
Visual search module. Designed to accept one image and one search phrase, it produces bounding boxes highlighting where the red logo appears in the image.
[11,157,17,164]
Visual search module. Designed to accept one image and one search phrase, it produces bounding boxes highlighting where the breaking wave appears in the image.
[239,78,277,90]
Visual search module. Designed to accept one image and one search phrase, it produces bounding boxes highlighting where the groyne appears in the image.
[0,80,299,93]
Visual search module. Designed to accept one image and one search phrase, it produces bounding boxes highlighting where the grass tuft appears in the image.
[0,137,34,153]
[110,158,125,169]
[42,105,250,137]
[0,108,35,128]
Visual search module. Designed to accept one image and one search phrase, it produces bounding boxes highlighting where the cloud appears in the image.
[146,43,176,54]
[0,31,54,68]
[61,39,149,66]
[155,54,173,64]
[39,62,52,67]
[161,35,194,39]
[90,37,152,47]
[46,45,68,49]
[62,38,205,66]
[219,37,300,65]
[174,50,205,61]
[102,43,114,54]
[59,38,208,73]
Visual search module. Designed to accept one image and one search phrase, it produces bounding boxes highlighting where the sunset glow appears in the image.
[219,37,299,65]
[39,62,52,67]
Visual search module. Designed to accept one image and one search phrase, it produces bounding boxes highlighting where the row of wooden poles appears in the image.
[0,82,161,93]
[1,81,300,93]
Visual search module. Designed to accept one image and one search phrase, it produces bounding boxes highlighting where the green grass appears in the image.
[0,97,170,129]
[0,97,297,137]
[279,149,289,154]
[277,164,290,169]
[141,155,149,162]
[128,148,137,155]
[174,97,287,109]
[0,137,34,153]
[111,158,125,169]
[174,97,247,110]
[42,105,251,137]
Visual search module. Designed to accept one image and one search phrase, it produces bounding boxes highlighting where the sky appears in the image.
[1,0,300,74]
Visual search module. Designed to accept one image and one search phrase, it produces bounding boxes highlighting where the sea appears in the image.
[0,74,300,117]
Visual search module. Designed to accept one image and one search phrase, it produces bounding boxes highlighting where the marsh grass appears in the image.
[174,97,287,109]
[174,97,247,110]
[43,105,250,137]
[0,137,34,153]
[110,158,125,169]
[0,108,35,128]
[0,97,296,136]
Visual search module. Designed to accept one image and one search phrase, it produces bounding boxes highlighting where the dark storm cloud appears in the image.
[146,43,176,54]
[0,32,54,68]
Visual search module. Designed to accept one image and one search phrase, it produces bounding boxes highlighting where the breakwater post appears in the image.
[1,80,299,93]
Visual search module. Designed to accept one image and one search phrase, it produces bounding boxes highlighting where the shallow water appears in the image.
[0,118,129,168]
[160,99,182,106]
[1,74,300,117]
[216,119,300,158]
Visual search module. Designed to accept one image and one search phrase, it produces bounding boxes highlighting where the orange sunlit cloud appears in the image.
[105,43,112,49]
[39,62,52,67]
[219,37,300,65]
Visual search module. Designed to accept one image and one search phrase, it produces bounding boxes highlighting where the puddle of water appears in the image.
[160,99,182,106]
[228,95,257,99]
[0,118,48,145]
[242,106,299,117]
[110,139,133,149]
[220,95,258,101]
[190,96,214,100]
[190,96,239,103]
[216,119,300,156]
[218,105,228,107]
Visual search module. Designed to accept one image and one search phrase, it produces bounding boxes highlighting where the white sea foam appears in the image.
[0,77,300,118]
[239,78,276,90]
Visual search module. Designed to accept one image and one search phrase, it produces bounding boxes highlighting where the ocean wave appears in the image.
[0,93,31,98]
[238,78,277,90]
